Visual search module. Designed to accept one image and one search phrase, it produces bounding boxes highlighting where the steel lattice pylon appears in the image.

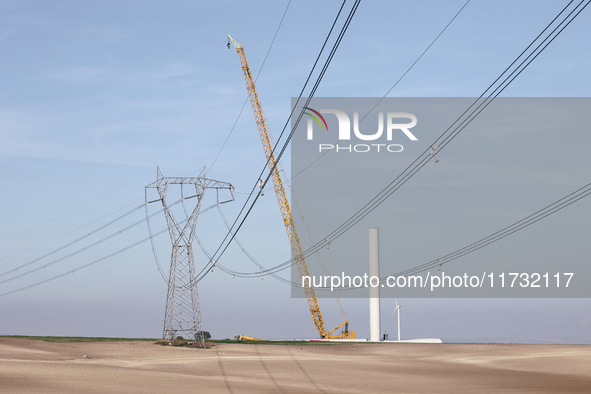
[146,167,234,345]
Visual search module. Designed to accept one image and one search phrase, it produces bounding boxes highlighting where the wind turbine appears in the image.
[391,299,401,341]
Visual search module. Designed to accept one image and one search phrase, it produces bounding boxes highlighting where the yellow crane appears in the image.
[228,34,354,339]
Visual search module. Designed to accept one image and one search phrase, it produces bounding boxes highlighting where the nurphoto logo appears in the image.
[304,107,418,153]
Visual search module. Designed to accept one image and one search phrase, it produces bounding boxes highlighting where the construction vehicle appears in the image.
[238,335,264,341]
[228,35,355,340]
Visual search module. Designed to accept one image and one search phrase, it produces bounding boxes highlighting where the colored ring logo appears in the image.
[304,107,329,131]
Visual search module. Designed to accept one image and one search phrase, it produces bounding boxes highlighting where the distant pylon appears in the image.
[145,167,234,345]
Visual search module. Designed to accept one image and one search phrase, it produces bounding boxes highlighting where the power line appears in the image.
[215,0,589,279]
[0,202,165,286]
[289,0,471,183]
[201,0,362,284]
[0,237,147,298]
[0,203,147,279]
[0,198,193,285]
[388,181,591,281]
[0,202,220,297]
[194,0,359,285]
[226,178,591,286]
[0,169,152,246]
[4,1,586,297]
[212,0,472,285]
[0,0,358,295]
[299,0,590,267]
[211,203,293,285]
[1,2,292,268]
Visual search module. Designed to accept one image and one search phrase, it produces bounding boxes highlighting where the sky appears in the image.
[0,0,590,343]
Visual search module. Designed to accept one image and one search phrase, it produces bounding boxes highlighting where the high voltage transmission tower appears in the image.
[146,167,234,345]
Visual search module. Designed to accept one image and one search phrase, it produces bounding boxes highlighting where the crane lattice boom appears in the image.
[228,34,353,339]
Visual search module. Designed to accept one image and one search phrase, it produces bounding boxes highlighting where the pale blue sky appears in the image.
[1,0,590,342]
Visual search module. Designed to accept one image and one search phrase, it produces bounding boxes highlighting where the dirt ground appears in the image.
[1,338,590,393]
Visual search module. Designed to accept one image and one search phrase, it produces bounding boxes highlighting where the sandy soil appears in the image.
[1,338,590,393]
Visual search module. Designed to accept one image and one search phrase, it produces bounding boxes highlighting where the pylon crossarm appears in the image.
[146,176,234,189]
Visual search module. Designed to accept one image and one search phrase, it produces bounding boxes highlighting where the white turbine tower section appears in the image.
[391,299,401,341]
[368,228,381,342]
